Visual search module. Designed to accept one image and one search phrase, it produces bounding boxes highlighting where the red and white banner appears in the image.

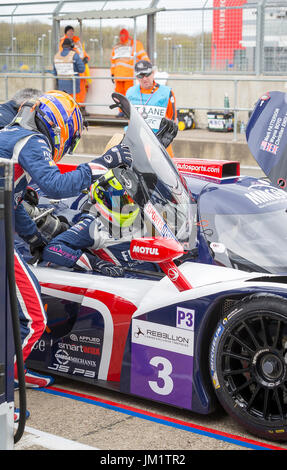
[212,0,247,70]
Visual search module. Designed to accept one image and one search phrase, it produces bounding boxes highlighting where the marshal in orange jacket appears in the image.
[110,30,150,96]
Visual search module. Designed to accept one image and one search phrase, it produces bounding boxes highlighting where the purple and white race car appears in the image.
[25,93,287,442]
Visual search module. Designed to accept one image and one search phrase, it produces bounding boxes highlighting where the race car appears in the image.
[173,90,287,275]
[26,93,287,442]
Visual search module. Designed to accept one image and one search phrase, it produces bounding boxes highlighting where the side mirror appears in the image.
[130,237,192,292]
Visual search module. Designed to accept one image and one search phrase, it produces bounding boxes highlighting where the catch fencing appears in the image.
[0,2,286,75]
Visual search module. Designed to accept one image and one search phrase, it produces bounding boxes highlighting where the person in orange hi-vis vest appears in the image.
[59,25,91,116]
[111,28,150,117]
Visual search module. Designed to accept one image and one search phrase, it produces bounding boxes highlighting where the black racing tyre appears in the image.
[209,293,287,441]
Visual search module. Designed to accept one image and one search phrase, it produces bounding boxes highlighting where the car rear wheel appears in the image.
[209,293,287,441]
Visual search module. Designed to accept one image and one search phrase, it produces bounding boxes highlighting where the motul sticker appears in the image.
[132,245,159,256]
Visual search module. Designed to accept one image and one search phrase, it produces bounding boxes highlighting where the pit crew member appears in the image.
[0,90,132,393]
[0,88,42,129]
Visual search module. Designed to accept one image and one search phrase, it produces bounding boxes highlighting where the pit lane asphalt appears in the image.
[13,144,274,452]
[14,379,287,452]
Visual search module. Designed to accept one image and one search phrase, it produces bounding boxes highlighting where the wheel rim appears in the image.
[219,311,287,423]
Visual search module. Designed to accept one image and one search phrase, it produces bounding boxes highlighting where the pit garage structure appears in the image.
[52,4,165,68]
[51,3,165,121]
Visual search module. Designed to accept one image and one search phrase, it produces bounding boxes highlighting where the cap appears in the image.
[62,38,74,48]
[135,60,153,77]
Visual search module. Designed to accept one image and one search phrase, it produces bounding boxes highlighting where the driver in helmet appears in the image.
[39,166,160,274]
[0,90,132,395]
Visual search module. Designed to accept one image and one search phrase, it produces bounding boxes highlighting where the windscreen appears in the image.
[115,93,196,248]
[198,181,287,274]
[201,210,287,273]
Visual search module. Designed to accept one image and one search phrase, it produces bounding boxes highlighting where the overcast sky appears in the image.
[0,0,215,36]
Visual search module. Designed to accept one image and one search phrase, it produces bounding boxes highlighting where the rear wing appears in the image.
[174,158,240,179]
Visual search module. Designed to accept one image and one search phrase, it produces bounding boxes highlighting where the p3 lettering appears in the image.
[176,307,195,331]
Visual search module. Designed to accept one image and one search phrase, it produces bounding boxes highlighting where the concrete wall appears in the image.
[167,73,287,128]
[75,130,255,165]
[85,69,287,127]
[1,67,286,129]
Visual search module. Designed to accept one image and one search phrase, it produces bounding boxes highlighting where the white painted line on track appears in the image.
[14,425,99,450]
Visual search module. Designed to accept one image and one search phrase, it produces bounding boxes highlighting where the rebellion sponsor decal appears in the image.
[132,319,194,356]
[130,318,194,408]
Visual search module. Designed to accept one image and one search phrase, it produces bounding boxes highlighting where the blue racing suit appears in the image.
[0,123,93,380]
[0,100,18,128]
[5,127,91,242]
[0,123,115,377]
[41,195,161,274]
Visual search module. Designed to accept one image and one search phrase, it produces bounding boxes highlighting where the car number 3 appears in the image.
[148,356,174,395]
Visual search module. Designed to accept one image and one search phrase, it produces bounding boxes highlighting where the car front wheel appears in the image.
[209,293,287,441]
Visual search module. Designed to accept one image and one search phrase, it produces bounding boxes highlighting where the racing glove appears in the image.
[89,144,132,180]
[75,253,124,277]
[23,186,39,206]
[25,231,47,264]
[156,118,178,149]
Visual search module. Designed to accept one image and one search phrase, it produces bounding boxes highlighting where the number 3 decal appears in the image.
[148,356,174,396]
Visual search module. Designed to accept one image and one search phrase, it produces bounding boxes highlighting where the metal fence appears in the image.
[1,72,286,142]
[0,1,286,75]
[155,3,287,74]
